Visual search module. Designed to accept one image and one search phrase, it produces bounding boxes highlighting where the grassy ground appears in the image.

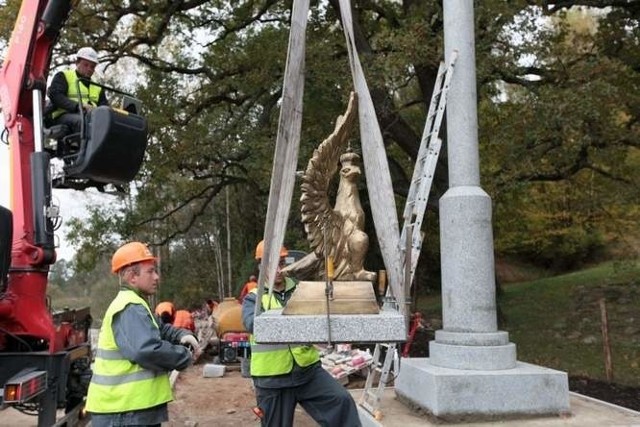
[417,259,640,387]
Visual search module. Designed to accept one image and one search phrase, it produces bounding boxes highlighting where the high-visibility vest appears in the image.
[249,280,320,376]
[85,289,173,413]
[51,69,103,119]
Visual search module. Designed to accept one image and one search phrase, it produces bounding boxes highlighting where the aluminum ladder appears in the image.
[359,52,457,421]
[400,50,458,287]
[359,343,399,421]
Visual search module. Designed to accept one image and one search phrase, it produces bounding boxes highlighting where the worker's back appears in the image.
[174,309,195,331]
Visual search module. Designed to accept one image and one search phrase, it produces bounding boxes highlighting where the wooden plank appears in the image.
[283,281,380,315]
[599,298,614,381]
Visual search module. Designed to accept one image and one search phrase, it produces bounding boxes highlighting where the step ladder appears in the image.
[360,53,458,420]
[400,50,457,288]
[359,343,399,421]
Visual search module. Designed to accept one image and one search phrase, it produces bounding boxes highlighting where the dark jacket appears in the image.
[47,69,108,113]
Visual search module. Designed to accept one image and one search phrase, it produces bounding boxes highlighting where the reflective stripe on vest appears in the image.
[51,69,102,119]
[249,286,319,376]
[85,290,173,413]
[90,369,162,386]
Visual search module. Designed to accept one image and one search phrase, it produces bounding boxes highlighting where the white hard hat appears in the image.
[76,47,99,64]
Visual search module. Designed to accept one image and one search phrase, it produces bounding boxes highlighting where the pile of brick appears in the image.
[319,345,374,384]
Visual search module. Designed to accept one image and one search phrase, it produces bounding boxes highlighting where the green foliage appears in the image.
[2,1,640,300]
[494,179,608,269]
[481,6,640,266]
[47,257,115,322]
[500,260,640,386]
[48,259,70,288]
[65,205,123,273]
[418,260,640,387]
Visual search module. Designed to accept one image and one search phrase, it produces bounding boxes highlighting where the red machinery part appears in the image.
[402,312,423,358]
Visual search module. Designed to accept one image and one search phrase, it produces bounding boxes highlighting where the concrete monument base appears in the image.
[395,358,570,419]
[253,308,406,344]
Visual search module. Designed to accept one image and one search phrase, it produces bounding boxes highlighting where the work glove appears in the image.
[180,334,202,361]
[180,334,198,349]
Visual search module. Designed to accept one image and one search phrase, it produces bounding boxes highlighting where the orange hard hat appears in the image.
[254,240,288,260]
[155,301,176,317]
[111,241,156,273]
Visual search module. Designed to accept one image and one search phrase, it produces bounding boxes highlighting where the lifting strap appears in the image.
[254,0,310,315]
[338,0,404,305]
[254,0,418,318]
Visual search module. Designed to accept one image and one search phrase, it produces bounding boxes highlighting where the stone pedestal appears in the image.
[395,358,570,419]
[253,307,406,344]
[394,185,570,419]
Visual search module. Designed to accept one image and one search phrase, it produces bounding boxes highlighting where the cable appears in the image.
[14,402,39,415]
[1,127,8,145]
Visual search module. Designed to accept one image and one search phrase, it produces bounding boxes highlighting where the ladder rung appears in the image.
[363,392,378,401]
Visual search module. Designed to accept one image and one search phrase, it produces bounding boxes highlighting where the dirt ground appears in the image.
[167,356,640,427]
[2,350,637,426]
[569,376,640,412]
[167,357,318,427]
[167,362,261,426]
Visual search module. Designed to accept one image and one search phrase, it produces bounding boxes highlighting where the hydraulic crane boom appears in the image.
[0,0,73,352]
[1,2,148,424]
[0,2,92,425]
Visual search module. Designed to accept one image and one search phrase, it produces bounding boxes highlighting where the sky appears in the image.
[0,139,105,261]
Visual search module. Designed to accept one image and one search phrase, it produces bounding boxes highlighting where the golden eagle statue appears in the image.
[282,92,377,283]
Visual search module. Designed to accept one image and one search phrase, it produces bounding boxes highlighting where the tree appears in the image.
[2,1,638,298]
[49,259,70,288]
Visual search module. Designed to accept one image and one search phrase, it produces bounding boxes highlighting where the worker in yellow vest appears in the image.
[86,242,200,426]
[47,47,109,134]
[242,240,361,426]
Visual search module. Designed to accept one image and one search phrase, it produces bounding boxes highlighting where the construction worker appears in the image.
[47,46,109,134]
[174,309,196,332]
[238,274,258,301]
[155,300,176,324]
[86,241,200,427]
[242,240,361,427]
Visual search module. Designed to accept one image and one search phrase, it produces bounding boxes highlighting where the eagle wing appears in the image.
[299,92,358,260]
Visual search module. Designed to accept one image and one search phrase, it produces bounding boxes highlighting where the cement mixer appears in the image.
[211,297,250,364]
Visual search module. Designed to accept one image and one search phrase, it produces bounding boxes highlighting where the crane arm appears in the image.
[0,0,73,352]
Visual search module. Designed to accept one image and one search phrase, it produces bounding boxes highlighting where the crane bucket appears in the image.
[64,106,148,185]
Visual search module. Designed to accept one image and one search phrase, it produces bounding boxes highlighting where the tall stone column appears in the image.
[394,0,569,418]
[429,0,515,372]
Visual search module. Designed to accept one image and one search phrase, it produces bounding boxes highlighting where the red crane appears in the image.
[0,1,147,424]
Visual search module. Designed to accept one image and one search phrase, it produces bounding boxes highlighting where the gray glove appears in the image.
[180,334,198,349]
[179,334,201,361]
